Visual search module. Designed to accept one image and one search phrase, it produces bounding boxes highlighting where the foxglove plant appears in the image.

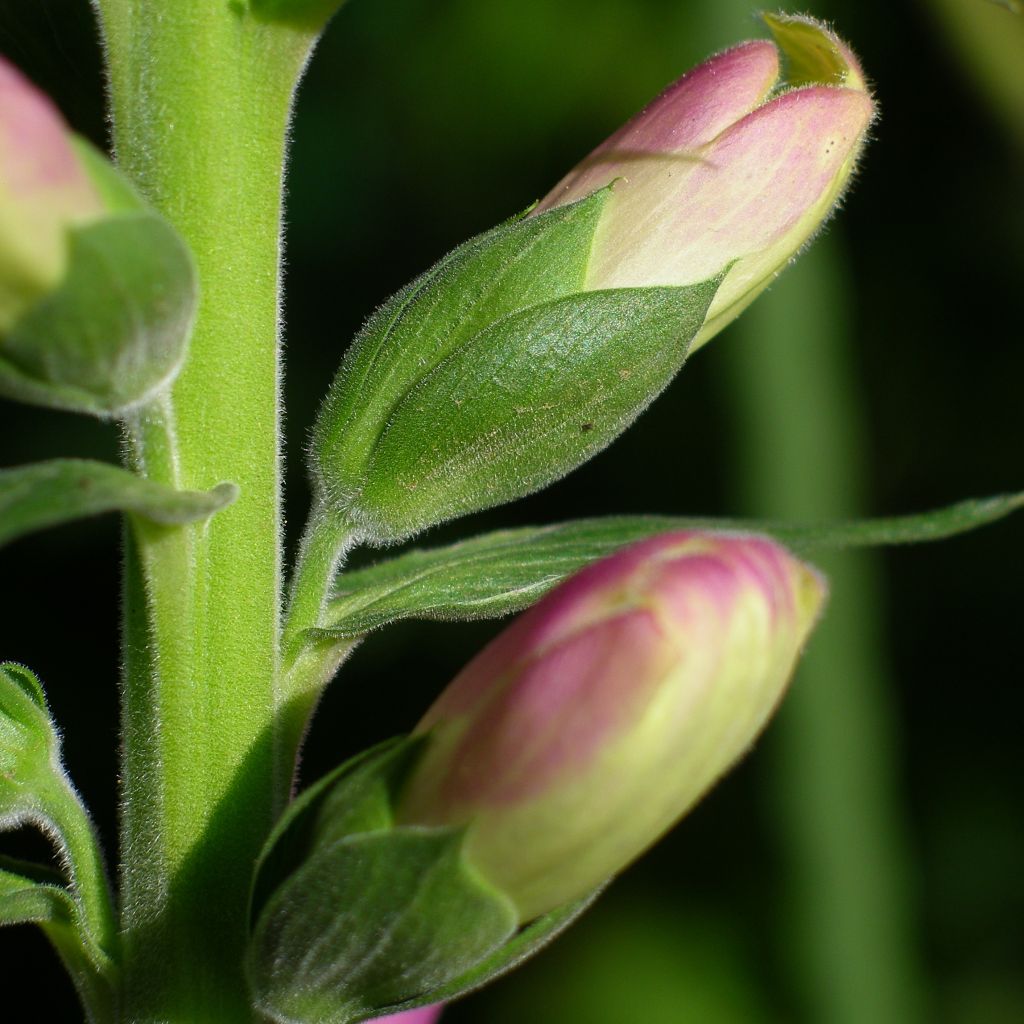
[0,5,1019,1023]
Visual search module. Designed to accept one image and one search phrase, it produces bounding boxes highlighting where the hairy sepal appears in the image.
[247,738,600,1022]
[311,192,611,513]
[351,281,718,542]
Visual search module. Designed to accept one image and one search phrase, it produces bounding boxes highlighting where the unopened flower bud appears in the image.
[397,532,826,922]
[310,17,874,544]
[534,14,874,347]
[0,56,197,417]
[0,58,103,331]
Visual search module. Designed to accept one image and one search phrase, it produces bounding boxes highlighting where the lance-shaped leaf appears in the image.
[317,493,1024,638]
[0,859,112,971]
[249,740,515,1024]
[373,890,600,1020]
[0,857,115,1022]
[250,829,518,1024]
[0,664,118,974]
[0,459,238,548]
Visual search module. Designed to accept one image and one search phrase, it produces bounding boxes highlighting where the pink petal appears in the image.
[0,57,98,213]
[368,1006,443,1024]
[584,85,873,291]
[535,40,779,214]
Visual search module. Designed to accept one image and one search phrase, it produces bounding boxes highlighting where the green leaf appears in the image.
[352,281,718,543]
[248,829,518,1024]
[0,863,78,925]
[0,860,108,967]
[0,859,116,1021]
[0,663,62,825]
[0,209,196,417]
[319,493,1024,637]
[0,665,118,1016]
[312,191,610,506]
[0,459,238,548]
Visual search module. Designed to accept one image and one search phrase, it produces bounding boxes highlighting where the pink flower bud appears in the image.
[534,15,874,349]
[0,56,103,330]
[397,532,826,923]
[368,1007,443,1024]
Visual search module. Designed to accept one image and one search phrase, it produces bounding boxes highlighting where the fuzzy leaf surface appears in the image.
[249,829,517,1024]
[0,663,62,823]
[249,738,415,925]
[353,281,718,542]
[0,858,115,1018]
[313,192,609,504]
[0,459,237,547]
[377,888,602,1017]
[319,493,1024,637]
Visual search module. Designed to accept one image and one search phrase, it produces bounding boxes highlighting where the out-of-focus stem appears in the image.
[926,0,1024,152]
[721,234,928,1023]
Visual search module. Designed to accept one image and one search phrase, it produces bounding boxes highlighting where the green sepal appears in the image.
[317,492,1024,637]
[249,737,418,923]
[311,191,611,517]
[353,282,717,542]
[0,459,238,548]
[249,737,602,1022]
[249,827,518,1024]
[374,887,602,1019]
[0,207,197,417]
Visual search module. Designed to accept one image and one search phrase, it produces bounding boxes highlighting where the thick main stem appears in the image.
[97,3,311,1020]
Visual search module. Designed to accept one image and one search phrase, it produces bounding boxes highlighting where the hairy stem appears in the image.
[279,502,360,787]
[96,3,313,1019]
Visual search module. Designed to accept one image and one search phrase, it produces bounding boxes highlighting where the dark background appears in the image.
[1,0,1022,1020]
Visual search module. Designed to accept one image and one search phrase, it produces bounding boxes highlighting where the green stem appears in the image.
[722,234,928,1023]
[283,503,358,667]
[95,3,313,1020]
[279,502,360,787]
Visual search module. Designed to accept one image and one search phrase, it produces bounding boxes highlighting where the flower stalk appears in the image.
[93,3,313,1019]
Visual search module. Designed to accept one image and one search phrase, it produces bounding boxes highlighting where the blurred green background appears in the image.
[1,0,1022,1020]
